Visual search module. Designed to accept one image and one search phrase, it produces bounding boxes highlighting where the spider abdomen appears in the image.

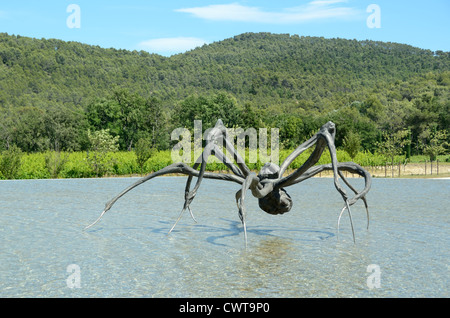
[258,188,293,215]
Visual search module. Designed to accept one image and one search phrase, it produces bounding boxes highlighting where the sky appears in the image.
[0,1,449,56]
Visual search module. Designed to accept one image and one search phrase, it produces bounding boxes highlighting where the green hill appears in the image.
[0,32,448,154]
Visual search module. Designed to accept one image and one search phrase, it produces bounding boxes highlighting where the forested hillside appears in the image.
[0,32,448,157]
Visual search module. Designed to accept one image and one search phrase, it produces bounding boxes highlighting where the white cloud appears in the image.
[175,1,360,24]
[138,37,207,55]
[309,0,349,6]
[176,3,269,22]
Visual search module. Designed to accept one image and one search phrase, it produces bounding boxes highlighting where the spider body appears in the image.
[256,163,292,215]
[258,187,293,215]
[86,119,371,245]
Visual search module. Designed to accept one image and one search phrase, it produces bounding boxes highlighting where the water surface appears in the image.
[0,177,448,297]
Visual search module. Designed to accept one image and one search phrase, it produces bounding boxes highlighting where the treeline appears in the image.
[0,32,448,162]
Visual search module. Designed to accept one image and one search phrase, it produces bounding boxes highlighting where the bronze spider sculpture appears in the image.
[85,119,371,245]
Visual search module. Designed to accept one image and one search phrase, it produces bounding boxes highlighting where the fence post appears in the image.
[385,162,387,178]
[425,160,427,175]
[391,159,394,178]
[398,161,401,177]
[431,160,433,175]
[437,159,439,175]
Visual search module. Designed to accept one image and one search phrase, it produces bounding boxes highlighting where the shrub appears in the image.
[18,152,49,179]
[135,138,156,174]
[45,151,69,178]
[87,129,120,177]
[0,145,23,179]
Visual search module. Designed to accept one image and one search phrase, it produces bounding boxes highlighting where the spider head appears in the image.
[320,121,336,139]
[257,162,293,215]
[257,162,280,180]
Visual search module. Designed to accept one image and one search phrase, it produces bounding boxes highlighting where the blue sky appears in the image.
[1,1,449,56]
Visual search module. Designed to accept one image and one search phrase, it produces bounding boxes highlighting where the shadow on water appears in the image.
[202,218,335,247]
[85,217,335,248]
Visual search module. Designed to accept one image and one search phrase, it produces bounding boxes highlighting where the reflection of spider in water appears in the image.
[86,120,371,246]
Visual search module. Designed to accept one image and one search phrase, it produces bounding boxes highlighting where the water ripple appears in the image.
[0,177,448,297]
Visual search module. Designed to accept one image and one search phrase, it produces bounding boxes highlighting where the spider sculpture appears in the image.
[86,119,372,245]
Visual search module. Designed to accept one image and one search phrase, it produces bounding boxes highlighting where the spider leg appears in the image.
[235,172,260,247]
[273,121,371,242]
[167,204,198,234]
[275,123,344,189]
[169,146,213,234]
[337,170,370,230]
[275,135,323,187]
[84,162,243,230]
[211,120,252,178]
[277,134,319,180]
[281,163,371,207]
[329,160,371,237]
[162,162,202,234]
[298,163,371,242]
[174,119,257,234]
[182,134,245,215]
[168,207,188,234]
[337,199,356,243]
[321,124,364,242]
[174,120,248,230]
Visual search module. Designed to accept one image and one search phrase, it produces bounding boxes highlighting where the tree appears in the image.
[420,128,448,161]
[376,129,410,177]
[361,95,386,123]
[277,115,304,149]
[7,106,48,152]
[0,32,448,156]
[0,145,23,179]
[343,131,361,160]
[86,89,165,151]
[86,129,119,177]
[173,93,241,130]
[43,106,88,151]
[135,138,156,174]
[88,129,119,153]
[240,102,261,129]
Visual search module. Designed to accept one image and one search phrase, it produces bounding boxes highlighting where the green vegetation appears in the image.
[1,150,446,180]
[135,138,156,174]
[0,145,23,179]
[420,128,448,161]
[0,32,448,179]
[343,131,361,160]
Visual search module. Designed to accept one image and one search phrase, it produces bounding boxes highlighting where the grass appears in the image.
[1,149,449,180]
